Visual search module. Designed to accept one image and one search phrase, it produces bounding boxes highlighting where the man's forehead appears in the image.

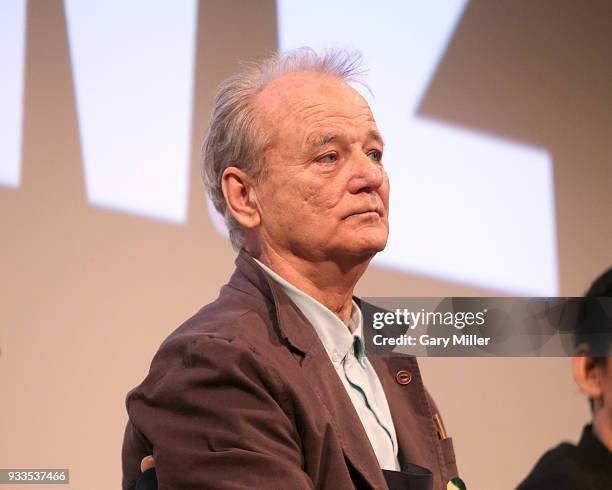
[254,71,372,118]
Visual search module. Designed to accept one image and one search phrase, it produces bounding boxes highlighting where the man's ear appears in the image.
[572,346,604,400]
[221,166,261,229]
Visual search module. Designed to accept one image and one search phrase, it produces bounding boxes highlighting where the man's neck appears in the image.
[252,247,370,325]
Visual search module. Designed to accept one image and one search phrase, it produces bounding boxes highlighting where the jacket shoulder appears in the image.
[517,443,586,489]
[144,283,282,372]
[124,279,287,412]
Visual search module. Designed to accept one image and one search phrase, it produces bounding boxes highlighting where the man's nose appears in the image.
[347,153,385,194]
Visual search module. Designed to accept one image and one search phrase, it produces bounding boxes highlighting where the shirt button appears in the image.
[395,370,412,385]
[331,350,340,363]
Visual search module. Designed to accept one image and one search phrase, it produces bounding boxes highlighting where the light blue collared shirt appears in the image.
[254,258,400,471]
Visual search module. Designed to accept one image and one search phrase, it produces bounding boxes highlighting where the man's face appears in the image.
[251,72,389,264]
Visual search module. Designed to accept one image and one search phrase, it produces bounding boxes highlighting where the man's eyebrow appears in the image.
[308,130,385,149]
[367,129,385,148]
[309,133,337,148]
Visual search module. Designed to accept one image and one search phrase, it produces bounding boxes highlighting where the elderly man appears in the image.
[122,48,459,490]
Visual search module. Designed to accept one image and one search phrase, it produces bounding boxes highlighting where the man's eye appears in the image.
[368,149,383,162]
[317,153,338,164]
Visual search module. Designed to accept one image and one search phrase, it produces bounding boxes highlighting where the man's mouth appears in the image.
[343,207,384,219]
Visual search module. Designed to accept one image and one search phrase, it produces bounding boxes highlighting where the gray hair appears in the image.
[201,47,365,250]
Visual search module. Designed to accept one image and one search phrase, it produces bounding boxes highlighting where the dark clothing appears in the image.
[130,469,157,490]
[382,466,433,490]
[517,425,612,490]
[122,250,458,489]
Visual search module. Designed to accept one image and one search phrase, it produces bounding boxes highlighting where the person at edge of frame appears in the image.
[517,267,612,489]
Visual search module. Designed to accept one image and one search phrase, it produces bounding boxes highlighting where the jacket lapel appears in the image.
[370,356,446,489]
[234,251,388,489]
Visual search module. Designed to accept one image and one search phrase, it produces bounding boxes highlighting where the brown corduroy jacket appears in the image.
[122,250,458,489]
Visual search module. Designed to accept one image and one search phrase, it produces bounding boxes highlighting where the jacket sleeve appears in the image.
[124,335,315,490]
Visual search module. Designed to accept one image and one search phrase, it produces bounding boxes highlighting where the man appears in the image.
[122,48,459,490]
[518,267,612,489]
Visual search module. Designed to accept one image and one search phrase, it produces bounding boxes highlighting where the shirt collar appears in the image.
[253,258,365,366]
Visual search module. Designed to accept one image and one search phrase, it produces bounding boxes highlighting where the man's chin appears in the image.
[330,238,388,262]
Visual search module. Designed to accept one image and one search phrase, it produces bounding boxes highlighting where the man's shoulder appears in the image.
[164,283,273,347]
[131,283,284,394]
[121,280,304,490]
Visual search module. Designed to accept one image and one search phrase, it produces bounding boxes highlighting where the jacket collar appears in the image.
[231,249,389,489]
[232,249,318,355]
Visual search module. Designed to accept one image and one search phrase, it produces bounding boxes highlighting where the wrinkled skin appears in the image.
[223,71,390,322]
[251,72,389,266]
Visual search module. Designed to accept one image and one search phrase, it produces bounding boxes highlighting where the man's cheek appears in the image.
[298,188,332,213]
